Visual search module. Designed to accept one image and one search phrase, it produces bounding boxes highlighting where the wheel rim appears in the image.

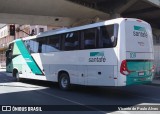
[61,77,68,88]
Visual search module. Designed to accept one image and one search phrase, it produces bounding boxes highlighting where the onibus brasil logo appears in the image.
[133,26,148,38]
[89,52,106,62]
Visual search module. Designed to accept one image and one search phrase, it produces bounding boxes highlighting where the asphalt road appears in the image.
[0,72,160,114]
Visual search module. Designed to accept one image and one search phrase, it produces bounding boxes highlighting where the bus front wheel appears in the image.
[58,73,70,90]
[13,69,20,82]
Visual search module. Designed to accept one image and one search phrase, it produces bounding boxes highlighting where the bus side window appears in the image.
[36,37,48,53]
[100,24,118,48]
[47,35,61,52]
[24,40,32,53]
[84,28,97,49]
[73,32,79,50]
[101,26,112,48]
[64,32,79,51]
[64,33,73,51]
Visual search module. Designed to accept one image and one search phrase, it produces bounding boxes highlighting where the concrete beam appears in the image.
[145,0,160,7]
[110,13,121,19]
[113,0,138,13]
[122,7,160,16]
[0,13,76,26]
[0,0,109,24]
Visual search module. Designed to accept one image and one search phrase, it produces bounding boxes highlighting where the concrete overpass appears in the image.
[0,0,160,28]
[0,0,109,26]
[69,0,160,28]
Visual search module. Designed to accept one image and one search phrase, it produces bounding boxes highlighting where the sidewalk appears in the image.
[0,68,8,76]
[152,79,160,85]
[0,68,160,86]
[0,68,6,72]
[152,76,160,86]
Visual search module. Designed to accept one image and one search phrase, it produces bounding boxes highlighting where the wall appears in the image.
[153,28,160,76]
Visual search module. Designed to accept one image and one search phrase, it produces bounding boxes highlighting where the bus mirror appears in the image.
[5,49,11,57]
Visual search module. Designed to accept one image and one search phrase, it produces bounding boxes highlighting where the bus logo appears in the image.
[133,26,148,38]
[89,52,106,62]
[90,52,104,57]
[134,26,146,32]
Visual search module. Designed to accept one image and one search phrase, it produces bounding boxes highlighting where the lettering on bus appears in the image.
[89,52,106,62]
[133,26,148,38]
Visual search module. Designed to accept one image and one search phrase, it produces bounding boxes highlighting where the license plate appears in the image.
[138,72,144,76]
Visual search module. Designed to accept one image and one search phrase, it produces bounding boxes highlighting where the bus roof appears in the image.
[18,18,149,41]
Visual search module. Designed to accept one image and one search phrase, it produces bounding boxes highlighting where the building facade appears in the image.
[0,24,56,68]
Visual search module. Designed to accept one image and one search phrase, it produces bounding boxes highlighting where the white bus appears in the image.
[6,18,154,90]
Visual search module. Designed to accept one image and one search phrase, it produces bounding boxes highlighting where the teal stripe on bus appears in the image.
[15,39,43,75]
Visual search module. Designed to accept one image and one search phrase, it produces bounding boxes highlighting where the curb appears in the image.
[146,83,160,87]
[0,69,12,77]
[151,80,160,86]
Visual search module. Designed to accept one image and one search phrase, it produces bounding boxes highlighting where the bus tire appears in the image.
[58,73,70,90]
[13,69,20,82]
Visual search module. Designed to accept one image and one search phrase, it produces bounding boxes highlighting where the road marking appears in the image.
[36,90,107,113]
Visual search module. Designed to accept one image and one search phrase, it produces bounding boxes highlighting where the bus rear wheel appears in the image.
[58,73,70,90]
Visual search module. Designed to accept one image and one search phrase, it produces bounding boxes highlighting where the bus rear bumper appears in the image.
[126,76,153,85]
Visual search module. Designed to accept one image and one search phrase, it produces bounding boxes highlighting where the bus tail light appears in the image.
[120,60,130,75]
